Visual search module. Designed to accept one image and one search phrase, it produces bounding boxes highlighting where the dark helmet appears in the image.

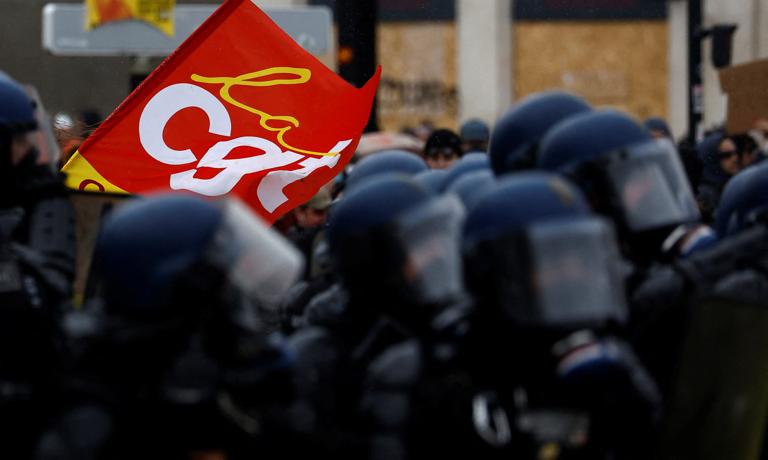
[414,169,450,194]
[537,110,699,262]
[538,110,650,171]
[97,194,302,316]
[643,116,672,139]
[80,194,301,443]
[441,152,490,191]
[463,172,627,331]
[346,149,427,191]
[91,194,301,384]
[445,169,496,212]
[328,175,464,315]
[489,91,591,175]
[0,72,36,134]
[459,118,490,153]
[716,162,768,237]
[0,73,37,173]
[460,118,490,143]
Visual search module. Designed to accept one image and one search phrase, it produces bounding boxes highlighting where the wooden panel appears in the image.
[514,20,669,121]
[377,22,459,132]
[375,20,668,132]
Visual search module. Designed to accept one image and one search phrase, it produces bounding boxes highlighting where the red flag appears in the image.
[64,0,380,223]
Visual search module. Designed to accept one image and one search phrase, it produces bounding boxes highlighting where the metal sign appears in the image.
[42,3,332,56]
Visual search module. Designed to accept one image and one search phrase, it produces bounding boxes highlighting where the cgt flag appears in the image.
[65,0,380,223]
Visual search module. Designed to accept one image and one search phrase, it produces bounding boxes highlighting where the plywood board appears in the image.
[514,20,668,121]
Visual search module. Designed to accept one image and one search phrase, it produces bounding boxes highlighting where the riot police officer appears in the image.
[287,175,466,459]
[537,110,701,268]
[0,71,75,458]
[37,194,303,459]
[363,173,660,460]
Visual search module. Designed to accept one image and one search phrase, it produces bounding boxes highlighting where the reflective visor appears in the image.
[395,194,465,305]
[527,218,628,328]
[206,198,304,311]
[603,139,699,232]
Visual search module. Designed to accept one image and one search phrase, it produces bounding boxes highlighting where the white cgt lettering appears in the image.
[139,83,351,204]
[257,140,351,212]
[170,137,303,196]
[139,83,232,165]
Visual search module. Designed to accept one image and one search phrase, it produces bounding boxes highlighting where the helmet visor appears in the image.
[526,217,628,328]
[604,139,699,232]
[395,194,465,305]
[206,198,304,311]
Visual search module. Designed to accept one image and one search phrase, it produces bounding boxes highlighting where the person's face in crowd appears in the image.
[718,138,741,176]
[426,148,459,170]
[648,129,669,140]
[294,205,328,228]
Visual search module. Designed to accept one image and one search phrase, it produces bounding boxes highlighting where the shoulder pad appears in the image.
[367,340,422,388]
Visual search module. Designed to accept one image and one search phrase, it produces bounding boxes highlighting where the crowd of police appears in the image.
[3,67,768,459]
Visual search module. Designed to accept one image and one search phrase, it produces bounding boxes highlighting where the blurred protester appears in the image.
[697,131,740,222]
[287,188,332,280]
[423,129,462,170]
[412,119,435,143]
[52,112,82,167]
[459,118,490,154]
[77,108,102,139]
[732,131,761,169]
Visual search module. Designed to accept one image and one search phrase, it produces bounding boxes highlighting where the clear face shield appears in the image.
[601,139,700,233]
[492,217,628,329]
[206,198,304,313]
[394,194,466,305]
[25,85,61,169]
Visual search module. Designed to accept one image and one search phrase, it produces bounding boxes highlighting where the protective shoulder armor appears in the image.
[367,340,422,389]
[27,197,76,276]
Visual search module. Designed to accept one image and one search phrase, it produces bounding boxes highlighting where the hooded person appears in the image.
[696,131,740,222]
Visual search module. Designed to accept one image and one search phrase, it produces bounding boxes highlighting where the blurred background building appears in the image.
[2,0,768,140]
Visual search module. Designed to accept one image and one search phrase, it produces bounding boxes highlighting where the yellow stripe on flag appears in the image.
[62,151,129,194]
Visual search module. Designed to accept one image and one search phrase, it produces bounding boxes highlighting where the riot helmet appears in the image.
[463,172,627,332]
[0,72,36,135]
[445,169,496,213]
[643,116,672,140]
[327,175,465,318]
[345,149,427,192]
[489,91,591,175]
[716,161,768,237]
[0,72,39,185]
[92,194,303,365]
[441,152,490,192]
[414,169,450,194]
[459,118,490,153]
[538,110,700,263]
